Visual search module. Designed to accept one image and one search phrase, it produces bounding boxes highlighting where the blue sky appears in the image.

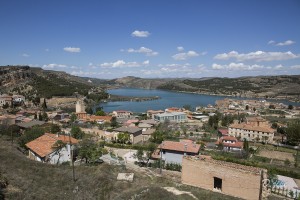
[0,0,300,79]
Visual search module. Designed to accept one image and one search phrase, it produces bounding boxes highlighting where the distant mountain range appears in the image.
[1,66,299,102]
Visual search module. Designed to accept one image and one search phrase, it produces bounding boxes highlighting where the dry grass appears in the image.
[258,149,295,162]
[0,136,240,200]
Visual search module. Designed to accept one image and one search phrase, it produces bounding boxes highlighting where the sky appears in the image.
[0,0,300,79]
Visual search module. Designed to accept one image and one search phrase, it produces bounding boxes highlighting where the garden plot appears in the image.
[258,149,295,161]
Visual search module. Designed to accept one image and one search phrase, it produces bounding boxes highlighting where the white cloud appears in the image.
[63,47,81,53]
[214,51,300,62]
[212,63,264,71]
[143,60,150,65]
[42,63,68,68]
[172,50,200,60]
[131,30,150,38]
[100,60,149,68]
[140,64,206,77]
[212,63,224,70]
[276,40,295,46]
[126,47,158,56]
[268,40,275,45]
[268,40,295,46]
[22,53,30,57]
[177,46,184,51]
[274,64,283,70]
[291,65,300,69]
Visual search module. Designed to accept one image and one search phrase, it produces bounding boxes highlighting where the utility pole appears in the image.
[160,143,163,174]
[69,132,76,182]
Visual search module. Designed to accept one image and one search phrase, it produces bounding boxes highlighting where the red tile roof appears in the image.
[229,123,275,133]
[215,136,243,149]
[25,133,78,158]
[218,129,229,136]
[159,140,200,154]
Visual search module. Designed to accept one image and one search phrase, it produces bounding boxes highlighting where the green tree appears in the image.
[243,138,249,153]
[42,98,47,110]
[245,105,249,110]
[18,127,45,148]
[134,148,145,163]
[111,116,118,127]
[288,105,294,110]
[95,110,106,116]
[32,96,40,106]
[50,124,61,134]
[183,104,192,111]
[286,120,300,145]
[52,140,66,164]
[78,137,103,163]
[71,126,85,139]
[85,107,93,115]
[117,133,130,144]
[38,113,43,121]
[70,113,77,123]
[34,113,37,120]
[2,103,9,109]
[42,112,48,122]
[269,104,276,109]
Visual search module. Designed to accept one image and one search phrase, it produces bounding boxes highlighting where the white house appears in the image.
[154,112,187,123]
[112,110,133,118]
[152,140,200,164]
[25,133,78,164]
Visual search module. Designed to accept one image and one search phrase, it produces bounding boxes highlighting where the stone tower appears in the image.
[76,100,85,113]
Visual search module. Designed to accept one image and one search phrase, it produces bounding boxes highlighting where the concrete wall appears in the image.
[161,151,183,164]
[132,133,143,144]
[229,127,274,143]
[49,144,73,164]
[182,157,262,200]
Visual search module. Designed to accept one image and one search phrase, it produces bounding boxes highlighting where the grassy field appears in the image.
[0,136,239,200]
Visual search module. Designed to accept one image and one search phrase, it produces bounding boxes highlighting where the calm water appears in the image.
[100,88,299,113]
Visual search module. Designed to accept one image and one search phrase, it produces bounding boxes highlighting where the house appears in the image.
[142,128,155,142]
[114,126,143,144]
[182,155,266,200]
[147,110,164,119]
[12,95,25,103]
[25,133,78,164]
[228,116,275,143]
[140,119,158,126]
[152,140,200,164]
[17,120,45,132]
[0,115,16,125]
[138,123,153,131]
[215,136,243,151]
[112,110,133,118]
[218,128,229,137]
[89,115,112,124]
[0,94,12,107]
[154,112,187,123]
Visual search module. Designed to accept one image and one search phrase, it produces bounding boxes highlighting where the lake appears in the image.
[99,88,299,113]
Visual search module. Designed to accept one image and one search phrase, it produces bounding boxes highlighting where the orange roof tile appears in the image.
[25,133,78,158]
[229,123,275,133]
[159,140,200,154]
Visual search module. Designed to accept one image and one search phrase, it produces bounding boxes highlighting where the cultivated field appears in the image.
[258,149,295,161]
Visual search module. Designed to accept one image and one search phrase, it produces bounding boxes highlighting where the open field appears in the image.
[0,136,239,200]
[258,149,295,161]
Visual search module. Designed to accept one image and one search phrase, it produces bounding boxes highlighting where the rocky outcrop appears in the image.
[0,66,32,87]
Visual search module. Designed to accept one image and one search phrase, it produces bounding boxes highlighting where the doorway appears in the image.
[214,177,222,191]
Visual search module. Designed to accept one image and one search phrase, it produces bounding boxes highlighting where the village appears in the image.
[0,93,300,200]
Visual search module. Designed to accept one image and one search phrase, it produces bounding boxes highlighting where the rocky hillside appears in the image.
[157,75,300,101]
[109,76,170,89]
[1,66,299,102]
[0,66,98,99]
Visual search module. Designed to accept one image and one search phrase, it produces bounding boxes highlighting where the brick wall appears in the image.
[182,156,262,200]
